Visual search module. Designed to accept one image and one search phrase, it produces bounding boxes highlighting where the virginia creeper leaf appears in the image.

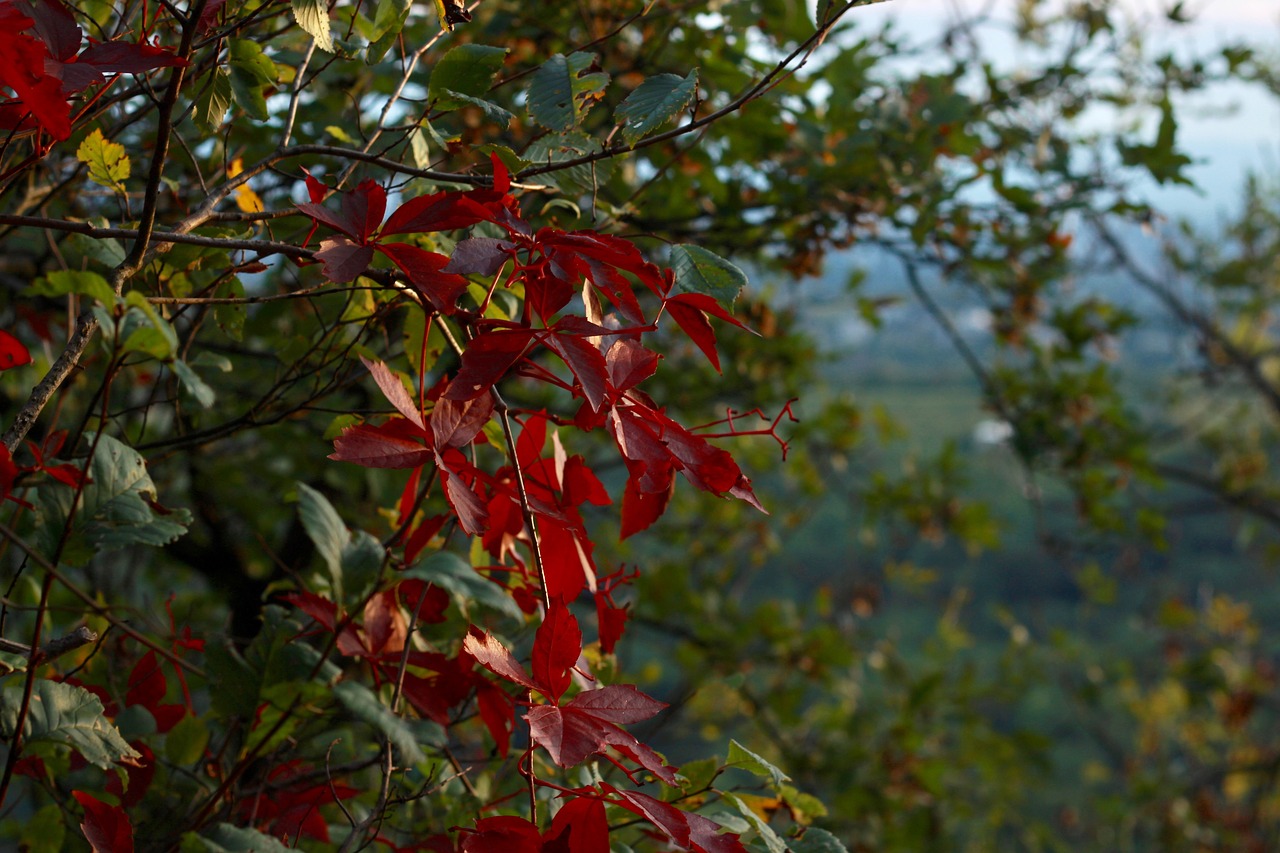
[73,791,134,853]
[531,604,581,701]
[360,355,425,429]
[463,628,537,690]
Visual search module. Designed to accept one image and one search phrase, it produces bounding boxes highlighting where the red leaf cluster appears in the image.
[464,605,677,784]
[0,0,186,142]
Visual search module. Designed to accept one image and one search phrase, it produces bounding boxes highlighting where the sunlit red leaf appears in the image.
[438,449,490,534]
[73,790,134,853]
[442,237,515,276]
[532,604,581,701]
[375,242,469,312]
[361,356,425,429]
[443,329,535,401]
[364,590,407,656]
[544,797,609,853]
[315,236,375,282]
[462,627,537,691]
[543,324,609,412]
[565,684,665,725]
[330,421,433,469]
[431,394,495,450]
[461,816,542,853]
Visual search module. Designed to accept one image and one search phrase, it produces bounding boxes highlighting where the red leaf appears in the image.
[686,811,751,853]
[75,40,190,74]
[431,394,495,450]
[297,180,386,243]
[330,421,433,469]
[443,329,535,401]
[537,518,595,603]
[438,449,490,534]
[397,579,449,623]
[301,167,330,203]
[375,242,469,312]
[442,237,515,276]
[124,651,185,733]
[462,628,537,691]
[343,179,387,243]
[564,684,665,725]
[403,514,447,565]
[665,298,721,371]
[0,330,32,370]
[364,590,407,656]
[381,192,494,236]
[0,31,70,139]
[314,236,375,282]
[543,326,609,412]
[106,742,155,809]
[609,789,690,849]
[490,151,510,195]
[361,356,425,430]
[476,682,515,757]
[461,816,542,853]
[544,797,609,853]
[595,592,628,655]
[604,338,658,394]
[73,791,134,853]
[532,604,581,702]
[16,0,79,62]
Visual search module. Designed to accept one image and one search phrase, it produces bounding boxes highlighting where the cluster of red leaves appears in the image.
[308,156,762,547]
[0,430,85,509]
[0,0,186,143]
[266,157,769,850]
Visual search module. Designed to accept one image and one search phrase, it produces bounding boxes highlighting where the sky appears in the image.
[853,0,1280,220]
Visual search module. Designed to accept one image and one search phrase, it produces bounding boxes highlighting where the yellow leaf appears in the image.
[228,157,264,214]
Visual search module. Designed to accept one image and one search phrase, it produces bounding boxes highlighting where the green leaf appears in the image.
[76,129,130,191]
[171,359,216,408]
[0,680,140,770]
[527,52,610,131]
[214,277,245,341]
[296,482,350,600]
[428,45,508,111]
[228,39,276,121]
[403,551,523,620]
[35,433,192,562]
[670,244,748,306]
[524,130,612,196]
[725,793,787,853]
[727,739,791,788]
[182,824,293,853]
[333,681,427,766]
[788,828,849,853]
[18,803,65,853]
[367,0,411,63]
[408,127,432,169]
[194,67,233,135]
[125,291,180,357]
[615,70,698,145]
[292,0,334,52]
[30,270,115,305]
[165,713,210,766]
[342,529,386,603]
[66,219,125,268]
[440,90,514,128]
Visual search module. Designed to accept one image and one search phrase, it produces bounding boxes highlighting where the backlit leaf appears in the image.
[291,0,333,52]
[670,244,748,306]
[76,128,130,191]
